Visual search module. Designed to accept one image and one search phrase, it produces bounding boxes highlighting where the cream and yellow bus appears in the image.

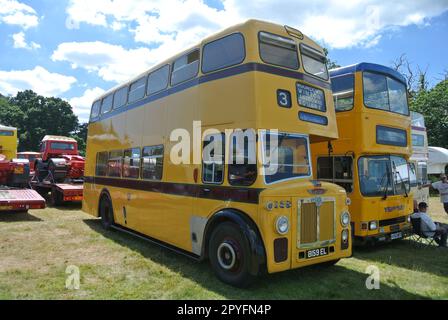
[410,112,429,203]
[83,20,352,287]
[311,63,413,245]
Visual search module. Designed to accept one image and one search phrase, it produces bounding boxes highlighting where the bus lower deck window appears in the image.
[142,145,164,181]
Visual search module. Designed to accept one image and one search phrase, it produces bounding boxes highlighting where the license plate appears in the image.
[306,247,329,259]
[390,232,402,240]
[14,167,24,174]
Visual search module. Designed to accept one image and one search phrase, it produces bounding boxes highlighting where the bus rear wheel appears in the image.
[208,222,256,288]
[99,196,114,230]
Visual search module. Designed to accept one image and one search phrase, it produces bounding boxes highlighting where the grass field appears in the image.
[0,198,447,300]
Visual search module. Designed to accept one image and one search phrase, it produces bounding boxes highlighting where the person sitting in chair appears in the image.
[411,202,448,247]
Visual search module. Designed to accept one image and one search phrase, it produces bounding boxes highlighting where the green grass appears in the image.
[0,198,447,300]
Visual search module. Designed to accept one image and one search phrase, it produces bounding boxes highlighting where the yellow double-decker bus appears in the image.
[83,19,352,287]
[311,63,413,245]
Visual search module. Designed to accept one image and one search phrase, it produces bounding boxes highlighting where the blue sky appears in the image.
[0,0,447,122]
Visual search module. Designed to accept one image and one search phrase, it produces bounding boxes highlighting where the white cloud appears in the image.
[51,41,155,83]
[56,0,448,87]
[0,66,77,97]
[0,0,39,29]
[69,87,105,122]
[12,31,41,50]
[65,0,448,49]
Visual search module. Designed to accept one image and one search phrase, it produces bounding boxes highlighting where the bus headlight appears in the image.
[369,221,378,230]
[407,216,411,223]
[342,229,349,242]
[341,212,350,227]
[275,216,289,235]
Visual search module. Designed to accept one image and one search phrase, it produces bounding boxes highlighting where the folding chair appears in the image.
[410,218,436,246]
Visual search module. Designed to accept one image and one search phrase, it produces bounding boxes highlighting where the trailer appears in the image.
[31,179,83,206]
[0,188,46,212]
[0,125,46,212]
[31,135,85,206]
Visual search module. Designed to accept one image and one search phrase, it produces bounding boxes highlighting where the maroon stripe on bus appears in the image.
[84,176,263,204]
[411,126,426,132]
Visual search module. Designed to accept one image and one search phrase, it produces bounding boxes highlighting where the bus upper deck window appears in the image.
[128,77,146,103]
[259,32,299,70]
[0,130,14,136]
[101,94,113,114]
[331,74,354,112]
[171,50,200,86]
[363,72,409,115]
[90,101,101,120]
[113,86,128,109]
[202,33,245,73]
[300,44,329,80]
[147,65,169,96]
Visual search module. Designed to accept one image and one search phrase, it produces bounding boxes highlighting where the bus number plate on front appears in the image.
[306,247,329,259]
[390,232,402,240]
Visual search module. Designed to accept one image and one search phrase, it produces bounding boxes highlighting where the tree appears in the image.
[410,80,448,149]
[391,54,428,99]
[323,48,341,70]
[0,90,79,152]
[71,122,88,156]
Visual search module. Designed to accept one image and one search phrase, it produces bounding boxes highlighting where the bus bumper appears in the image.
[355,225,413,245]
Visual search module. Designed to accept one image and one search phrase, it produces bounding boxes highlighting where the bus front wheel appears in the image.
[208,222,256,288]
[99,196,114,230]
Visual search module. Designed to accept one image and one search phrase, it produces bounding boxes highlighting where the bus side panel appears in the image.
[123,86,198,252]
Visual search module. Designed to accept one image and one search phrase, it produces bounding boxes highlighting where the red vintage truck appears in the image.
[31,136,84,206]
[0,125,45,212]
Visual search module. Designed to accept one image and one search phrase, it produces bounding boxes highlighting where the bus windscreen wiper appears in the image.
[379,171,390,200]
[393,161,409,198]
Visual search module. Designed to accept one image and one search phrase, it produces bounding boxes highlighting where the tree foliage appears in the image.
[0,90,82,153]
[410,80,448,148]
[323,48,341,70]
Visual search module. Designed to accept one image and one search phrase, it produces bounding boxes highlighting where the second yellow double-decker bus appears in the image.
[83,20,352,287]
[311,63,413,245]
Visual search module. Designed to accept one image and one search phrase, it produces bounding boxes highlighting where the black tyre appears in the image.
[48,160,67,183]
[99,195,114,230]
[208,222,256,288]
[35,160,48,181]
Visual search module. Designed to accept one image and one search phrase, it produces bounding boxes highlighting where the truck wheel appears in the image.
[49,188,63,207]
[99,196,114,230]
[208,222,256,288]
[35,160,48,181]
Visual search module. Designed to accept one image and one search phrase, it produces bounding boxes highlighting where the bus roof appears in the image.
[93,19,319,103]
[330,62,407,85]
[0,124,17,131]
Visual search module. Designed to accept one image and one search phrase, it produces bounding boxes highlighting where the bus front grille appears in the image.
[298,199,336,248]
[300,202,318,244]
